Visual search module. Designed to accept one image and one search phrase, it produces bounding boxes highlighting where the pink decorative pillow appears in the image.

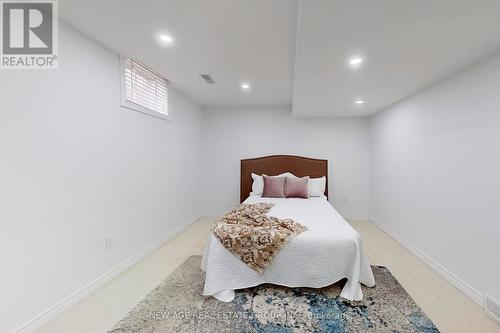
[262,175,286,198]
[285,176,309,199]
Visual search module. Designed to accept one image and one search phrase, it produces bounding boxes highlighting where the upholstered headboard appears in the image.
[240,155,328,202]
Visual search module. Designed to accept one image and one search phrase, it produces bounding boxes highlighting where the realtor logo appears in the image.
[1,0,58,69]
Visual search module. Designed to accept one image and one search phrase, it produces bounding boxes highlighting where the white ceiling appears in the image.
[293,0,500,116]
[60,0,500,116]
[59,0,298,107]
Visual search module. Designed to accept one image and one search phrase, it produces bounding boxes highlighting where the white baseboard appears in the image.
[370,217,485,308]
[204,211,372,222]
[202,208,373,222]
[13,214,201,333]
[342,213,371,221]
[485,295,500,325]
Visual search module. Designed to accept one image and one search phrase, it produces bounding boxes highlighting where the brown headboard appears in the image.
[240,155,328,202]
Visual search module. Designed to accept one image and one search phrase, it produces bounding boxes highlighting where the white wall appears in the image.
[0,24,202,332]
[201,107,371,218]
[4,15,499,333]
[371,52,500,305]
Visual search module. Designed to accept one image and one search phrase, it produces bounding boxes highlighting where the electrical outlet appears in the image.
[105,236,113,249]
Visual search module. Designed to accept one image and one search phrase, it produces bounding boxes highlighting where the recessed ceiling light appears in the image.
[159,34,173,44]
[355,99,364,104]
[349,57,363,67]
[241,83,250,90]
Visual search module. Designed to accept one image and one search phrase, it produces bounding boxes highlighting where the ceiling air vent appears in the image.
[199,74,216,84]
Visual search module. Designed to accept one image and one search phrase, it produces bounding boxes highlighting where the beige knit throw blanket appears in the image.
[212,203,307,273]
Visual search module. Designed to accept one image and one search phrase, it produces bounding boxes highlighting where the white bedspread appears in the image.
[201,195,375,302]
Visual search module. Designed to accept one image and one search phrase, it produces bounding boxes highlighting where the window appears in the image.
[121,57,169,120]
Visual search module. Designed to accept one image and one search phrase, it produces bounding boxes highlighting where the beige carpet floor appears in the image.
[38,217,500,333]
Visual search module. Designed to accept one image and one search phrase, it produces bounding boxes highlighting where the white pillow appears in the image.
[251,173,264,195]
[308,176,326,197]
[251,172,295,195]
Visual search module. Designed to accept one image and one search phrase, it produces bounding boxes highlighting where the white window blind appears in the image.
[123,58,168,117]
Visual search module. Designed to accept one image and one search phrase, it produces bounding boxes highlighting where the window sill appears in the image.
[120,100,170,121]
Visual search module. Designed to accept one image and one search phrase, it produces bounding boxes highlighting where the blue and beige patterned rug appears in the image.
[109,256,439,332]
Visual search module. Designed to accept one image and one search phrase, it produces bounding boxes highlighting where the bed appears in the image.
[201,155,375,302]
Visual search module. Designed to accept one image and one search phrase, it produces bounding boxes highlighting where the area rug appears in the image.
[109,256,439,333]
